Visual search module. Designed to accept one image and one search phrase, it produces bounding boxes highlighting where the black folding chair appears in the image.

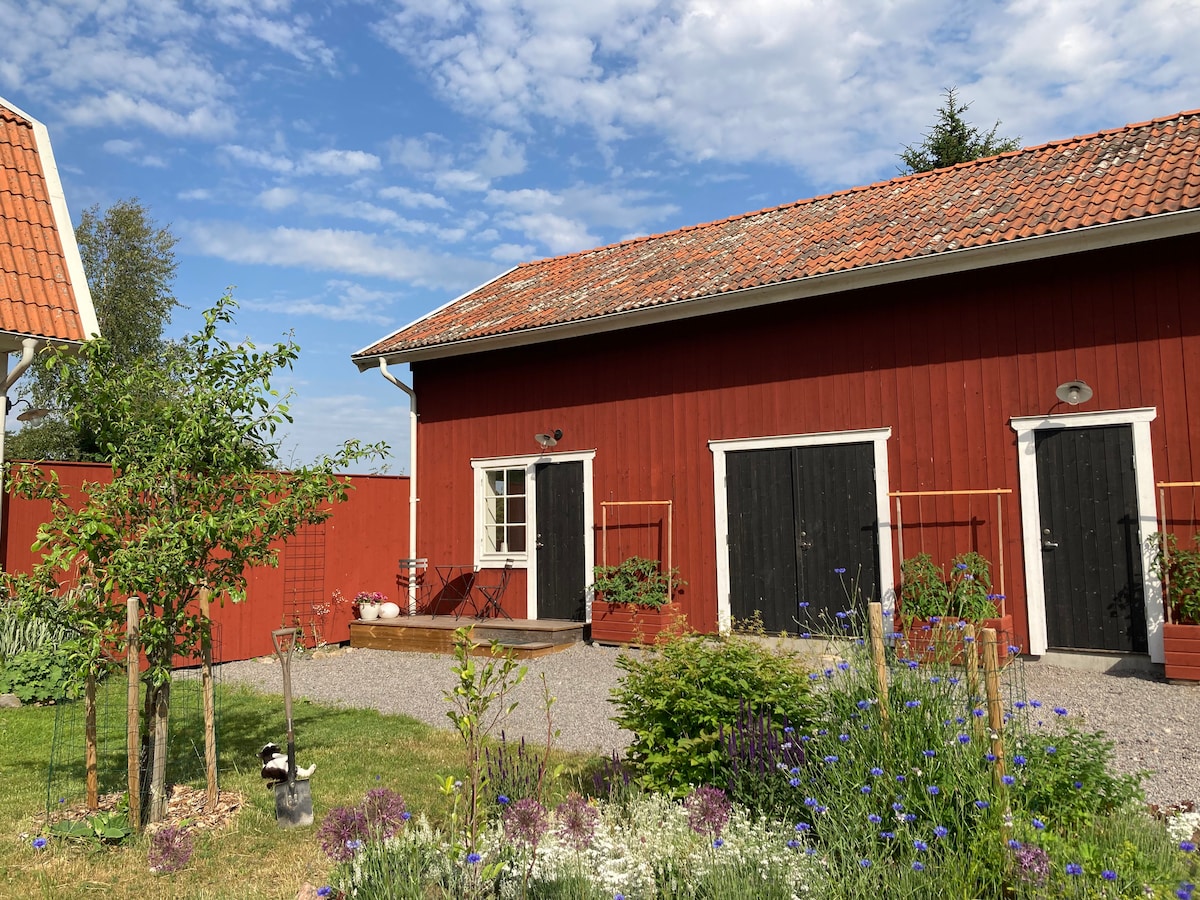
[474,559,514,620]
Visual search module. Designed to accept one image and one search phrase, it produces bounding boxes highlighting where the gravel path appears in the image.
[215,643,1200,808]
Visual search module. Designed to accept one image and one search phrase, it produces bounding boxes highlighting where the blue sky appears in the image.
[3,0,1198,470]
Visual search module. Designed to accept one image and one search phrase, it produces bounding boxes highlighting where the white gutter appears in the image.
[378,360,420,615]
[1,337,42,571]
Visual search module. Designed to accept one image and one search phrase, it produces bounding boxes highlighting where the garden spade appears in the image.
[271,628,314,828]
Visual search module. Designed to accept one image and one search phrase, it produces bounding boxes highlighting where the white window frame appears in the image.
[1010,407,1161,660]
[470,450,595,620]
[709,427,894,633]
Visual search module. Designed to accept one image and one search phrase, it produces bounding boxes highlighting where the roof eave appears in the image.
[354,207,1200,369]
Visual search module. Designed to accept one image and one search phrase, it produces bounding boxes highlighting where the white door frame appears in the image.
[709,427,894,633]
[471,449,595,620]
[1009,408,1161,660]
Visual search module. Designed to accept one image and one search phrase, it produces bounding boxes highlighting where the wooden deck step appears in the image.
[349,616,582,658]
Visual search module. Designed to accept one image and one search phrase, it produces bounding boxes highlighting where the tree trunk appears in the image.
[140,678,172,823]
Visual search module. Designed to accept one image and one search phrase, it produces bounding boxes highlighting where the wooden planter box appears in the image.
[1164,622,1200,682]
[590,601,685,646]
[898,615,1015,664]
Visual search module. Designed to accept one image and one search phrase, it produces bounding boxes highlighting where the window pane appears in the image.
[507,525,526,553]
[507,497,526,525]
[506,469,525,496]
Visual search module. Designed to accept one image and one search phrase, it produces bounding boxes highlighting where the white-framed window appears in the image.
[482,467,528,556]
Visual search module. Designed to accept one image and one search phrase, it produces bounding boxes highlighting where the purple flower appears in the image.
[498,795,510,804]
[834,567,847,574]
[685,786,732,839]
[927,785,940,796]
[787,839,800,849]
[1066,862,1083,876]
[502,798,550,849]
[958,734,971,744]
[318,805,369,862]
[467,852,482,864]
[870,767,884,776]
[317,889,333,898]
[1182,841,1198,853]
[1011,842,1050,886]
[975,800,989,809]
[912,861,925,871]
[795,822,812,832]
[868,814,882,824]
[712,838,724,848]
[555,793,599,851]
[32,836,47,850]
[913,840,928,851]
[860,859,872,868]
[906,700,921,709]
[1102,870,1117,881]
[1032,818,1045,830]
[933,825,948,838]
[148,825,195,874]
[1054,706,1068,716]
[1002,775,1015,786]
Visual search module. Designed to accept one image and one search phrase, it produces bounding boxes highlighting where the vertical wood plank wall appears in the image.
[414,234,1200,645]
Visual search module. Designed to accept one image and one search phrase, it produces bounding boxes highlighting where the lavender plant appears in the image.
[147,824,194,874]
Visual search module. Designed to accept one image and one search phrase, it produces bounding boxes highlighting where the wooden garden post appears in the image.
[84,673,98,809]
[963,623,985,740]
[868,602,890,733]
[200,588,219,808]
[126,597,141,832]
[981,626,1011,840]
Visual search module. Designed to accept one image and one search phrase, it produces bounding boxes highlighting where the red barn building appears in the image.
[353,111,1200,666]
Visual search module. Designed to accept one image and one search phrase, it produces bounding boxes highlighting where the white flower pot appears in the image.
[359,604,381,621]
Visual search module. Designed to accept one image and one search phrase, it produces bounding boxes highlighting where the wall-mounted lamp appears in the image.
[1055,380,1094,406]
[5,397,51,422]
[534,428,563,449]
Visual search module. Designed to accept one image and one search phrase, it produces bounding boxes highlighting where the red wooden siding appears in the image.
[2,463,409,661]
[413,233,1200,648]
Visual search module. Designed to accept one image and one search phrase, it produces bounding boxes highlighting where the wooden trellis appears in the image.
[599,500,674,594]
[888,488,1012,619]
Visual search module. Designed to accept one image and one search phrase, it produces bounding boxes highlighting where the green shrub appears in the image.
[0,646,79,703]
[610,632,814,795]
[591,556,683,608]
[1151,532,1200,625]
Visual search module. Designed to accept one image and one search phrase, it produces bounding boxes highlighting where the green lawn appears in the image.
[0,681,591,899]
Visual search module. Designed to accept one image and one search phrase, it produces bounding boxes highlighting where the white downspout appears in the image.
[378,360,420,614]
[1,337,42,570]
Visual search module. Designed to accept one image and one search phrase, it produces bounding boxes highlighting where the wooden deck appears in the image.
[349,615,584,659]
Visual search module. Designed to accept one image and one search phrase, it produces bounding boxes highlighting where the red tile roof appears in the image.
[355,110,1200,364]
[0,97,95,345]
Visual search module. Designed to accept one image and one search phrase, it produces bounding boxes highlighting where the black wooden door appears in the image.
[727,443,878,634]
[535,461,586,621]
[1035,425,1147,653]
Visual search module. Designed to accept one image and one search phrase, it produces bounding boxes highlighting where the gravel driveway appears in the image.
[215,642,1200,808]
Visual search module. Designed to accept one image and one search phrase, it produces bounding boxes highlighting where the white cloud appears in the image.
[257,186,300,210]
[66,91,236,138]
[301,149,382,176]
[103,139,140,156]
[186,221,499,287]
[273,390,410,472]
[243,280,401,326]
[178,188,212,200]
[371,0,1200,188]
[378,186,451,210]
[221,144,295,173]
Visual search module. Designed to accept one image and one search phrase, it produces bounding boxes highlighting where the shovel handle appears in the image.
[272,628,303,783]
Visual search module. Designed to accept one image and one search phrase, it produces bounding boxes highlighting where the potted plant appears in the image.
[1151,533,1200,682]
[590,556,686,645]
[897,552,1012,662]
[354,590,386,621]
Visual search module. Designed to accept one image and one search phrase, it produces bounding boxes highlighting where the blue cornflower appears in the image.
[816,805,828,814]
[839,733,850,742]
[860,859,872,868]
[907,660,919,669]
[317,889,333,898]
[1032,818,1045,830]
[913,840,928,852]
[861,785,872,794]
[892,802,905,812]
[804,798,818,808]
[799,601,810,608]
[1053,706,1068,716]
[895,774,906,783]
[1013,755,1027,766]
[401,811,412,820]
[906,700,921,708]
[958,734,971,744]
[836,611,848,620]
[1045,746,1057,754]
[1008,645,1021,654]
[713,838,724,848]
[868,814,882,824]
[32,837,47,850]
[808,672,821,681]
[1029,699,1042,708]
[904,813,917,823]
[1066,863,1083,876]
[801,632,812,639]
[927,785,940,796]
[912,861,925,872]
[467,852,482,864]
[498,795,510,804]
[975,800,989,809]
[784,726,794,734]
[880,831,895,839]
[923,749,936,758]
[933,825,948,838]
[787,838,800,849]
[985,753,997,762]
[955,716,966,724]
[823,755,839,764]
[1102,870,1117,881]
[949,677,961,685]
[955,562,968,570]
[837,661,850,670]
[834,567,846,574]
[346,839,363,852]
[1002,775,1015,785]
[857,699,871,710]
[789,777,801,787]
[1014,700,1026,709]
[869,767,884,776]
[929,676,940,684]
[964,635,976,643]
[1008,839,1021,849]
[616,895,626,900]
[1182,840,1198,853]
[1073,780,1083,789]
[973,707,985,717]
[824,668,835,677]
[796,821,812,832]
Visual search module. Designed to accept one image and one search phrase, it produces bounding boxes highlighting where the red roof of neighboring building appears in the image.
[0,97,96,346]
[355,110,1200,365]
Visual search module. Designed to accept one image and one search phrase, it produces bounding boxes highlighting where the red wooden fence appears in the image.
[2,462,410,662]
